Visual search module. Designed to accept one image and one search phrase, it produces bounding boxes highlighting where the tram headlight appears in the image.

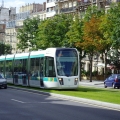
[58,78,64,85]
[74,78,78,85]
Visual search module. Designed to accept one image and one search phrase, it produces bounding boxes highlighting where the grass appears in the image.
[8,83,120,104]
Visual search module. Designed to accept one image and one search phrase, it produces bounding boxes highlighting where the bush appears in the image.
[92,71,98,76]
[81,70,90,76]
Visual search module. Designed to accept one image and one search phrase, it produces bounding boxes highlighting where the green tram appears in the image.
[0,48,80,89]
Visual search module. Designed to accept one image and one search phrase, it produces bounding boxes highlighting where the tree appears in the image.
[0,43,4,55]
[0,43,12,55]
[66,15,86,81]
[4,44,12,54]
[37,14,73,49]
[107,49,120,71]
[78,15,104,82]
[107,3,120,70]
[100,3,120,72]
[99,14,113,77]
[17,17,40,51]
[74,6,108,82]
[108,3,120,49]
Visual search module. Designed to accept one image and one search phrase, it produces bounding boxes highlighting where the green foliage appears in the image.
[0,43,12,55]
[66,15,84,49]
[84,5,105,22]
[92,71,98,76]
[37,14,73,49]
[107,49,120,69]
[4,44,12,54]
[99,2,120,70]
[81,70,88,76]
[107,3,120,49]
[15,4,120,73]
[17,17,40,51]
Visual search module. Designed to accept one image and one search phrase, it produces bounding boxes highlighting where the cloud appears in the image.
[4,0,25,13]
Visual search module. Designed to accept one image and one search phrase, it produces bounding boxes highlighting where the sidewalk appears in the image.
[79,80,104,86]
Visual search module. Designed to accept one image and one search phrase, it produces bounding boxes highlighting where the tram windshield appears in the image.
[56,49,78,76]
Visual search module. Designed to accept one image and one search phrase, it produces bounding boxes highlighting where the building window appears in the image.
[73,1,77,7]
[47,8,49,12]
[69,2,72,8]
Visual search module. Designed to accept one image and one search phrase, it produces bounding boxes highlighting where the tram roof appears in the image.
[6,54,15,60]
[0,48,76,61]
[14,52,29,60]
[0,55,5,61]
[30,50,45,58]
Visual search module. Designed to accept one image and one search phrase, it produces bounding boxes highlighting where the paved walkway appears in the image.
[79,80,104,86]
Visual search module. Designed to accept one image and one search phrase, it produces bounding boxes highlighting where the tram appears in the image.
[0,48,80,89]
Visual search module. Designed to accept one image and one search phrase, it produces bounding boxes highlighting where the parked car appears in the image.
[0,74,7,89]
[104,74,120,89]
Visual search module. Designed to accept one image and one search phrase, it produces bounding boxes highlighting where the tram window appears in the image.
[40,58,44,76]
[6,60,13,78]
[22,59,27,74]
[30,58,40,80]
[45,57,56,77]
[14,60,22,73]
[14,59,27,75]
[0,61,4,75]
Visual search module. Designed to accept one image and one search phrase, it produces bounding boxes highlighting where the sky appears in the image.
[0,0,46,12]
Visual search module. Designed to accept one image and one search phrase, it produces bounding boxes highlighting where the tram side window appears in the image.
[40,57,44,77]
[14,59,22,74]
[0,61,4,76]
[6,60,13,78]
[45,57,56,77]
[14,59,27,75]
[30,58,40,80]
[22,59,27,74]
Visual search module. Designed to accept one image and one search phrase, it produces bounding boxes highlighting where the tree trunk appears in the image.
[88,53,93,82]
[104,52,107,79]
[90,58,93,82]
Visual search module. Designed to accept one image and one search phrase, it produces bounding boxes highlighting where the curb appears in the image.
[8,86,120,111]
[94,83,104,85]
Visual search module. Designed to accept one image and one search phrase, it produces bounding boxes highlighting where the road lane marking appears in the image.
[11,99,25,103]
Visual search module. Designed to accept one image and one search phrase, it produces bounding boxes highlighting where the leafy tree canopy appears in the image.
[17,17,40,51]
[37,14,73,49]
[0,43,12,55]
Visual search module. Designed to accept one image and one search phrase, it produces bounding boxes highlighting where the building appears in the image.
[19,3,43,13]
[0,1,16,52]
[46,0,56,18]
[0,23,5,44]
[5,2,46,54]
[30,2,46,20]
[5,11,30,53]
[55,0,77,15]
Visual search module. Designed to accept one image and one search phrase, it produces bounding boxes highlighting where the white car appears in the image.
[0,74,7,89]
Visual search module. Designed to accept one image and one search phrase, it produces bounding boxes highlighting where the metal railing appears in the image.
[60,7,76,13]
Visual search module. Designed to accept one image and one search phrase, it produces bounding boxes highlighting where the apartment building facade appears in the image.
[19,3,43,13]
[46,0,56,18]
[55,0,77,15]
[5,11,30,53]
[5,2,46,54]
[0,5,16,47]
[30,2,46,20]
[0,23,5,44]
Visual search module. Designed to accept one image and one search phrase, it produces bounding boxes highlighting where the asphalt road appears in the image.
[0,88,120,120]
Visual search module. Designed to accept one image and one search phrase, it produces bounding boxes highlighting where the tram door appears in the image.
[44,57,56,77]
[40,57,44,87]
